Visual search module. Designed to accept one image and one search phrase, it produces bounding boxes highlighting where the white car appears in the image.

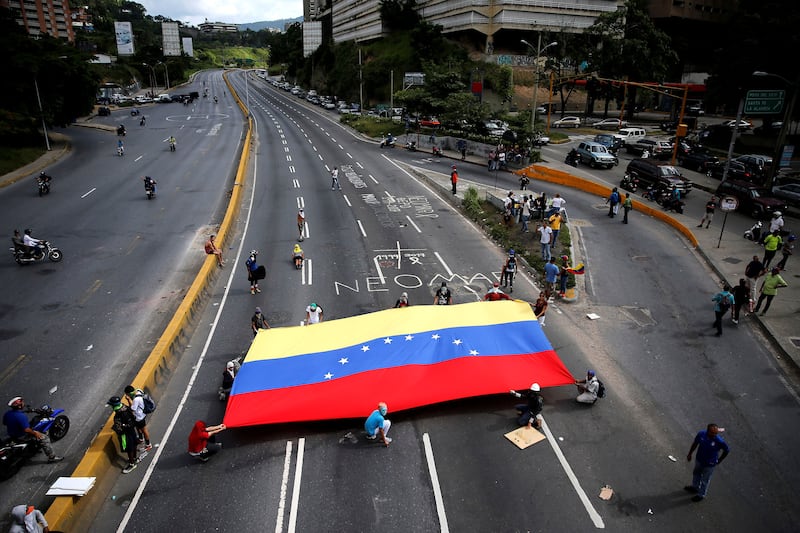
[552,116,582,128]
[722,119,752,130]
[134,95,152,104]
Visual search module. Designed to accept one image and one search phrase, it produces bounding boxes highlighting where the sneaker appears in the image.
[365,434,377,440]
[144,444,153,452]
[122,462,138,474]
[684,485,698,493]
[47,455,64,463]
[384,437,393,443]
[256,287,262,293]
[731,319,738,324]
[696,224,703,228]
[250,287,255,295]
[691,495,704,502]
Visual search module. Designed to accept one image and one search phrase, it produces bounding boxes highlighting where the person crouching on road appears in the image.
[188,421,226,462]
[510,383,543,429]
[365,402,392,446]
[575,370,600,404]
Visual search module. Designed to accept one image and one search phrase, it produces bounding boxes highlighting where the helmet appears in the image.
[40,171,45,176]
[255,306,262,314]
[250,250,258,256]
[106,396,122,409]
[508,248,515,256]
[7,397,23,408]
[530,383,541,392]
[293,244,301,252]
[773,211,782,217]
[226,361,235,370]
[587,370,595,377]
[24,229,32,235]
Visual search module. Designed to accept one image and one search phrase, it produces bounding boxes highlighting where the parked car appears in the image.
[615,127,647,145]
[722,119,753,130]
[134,95,152,104]
[593,133,623,154]
[552,116,581,128]
[733,154,773,183]
[157,94,172,103]
[575,141,618,169]
[715,179,787,218]
[592,118,628,130]
[706,161,749,181]
[678,146,720,172]
[686,102,705,116]
[625,158,693,196]
[420,117,441,127]
[626,138,673,159]
[771,182,800,207]
[97,106,111,116]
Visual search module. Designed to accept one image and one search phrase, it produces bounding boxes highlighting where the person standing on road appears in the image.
[744,255,765,305]
[711,284,734,336]
[544,257,559,300]
[754,267,788,316]
[537,220,553,261]
[622,193,633,224]
[768,211,784,235]
[606,187,620,218]
[548,211,563,250]
[776,234,795,271]
[762,230,782,269]
[501,249,517,292]
[685,423,730,502]
[123,386,152,452]
[107,396,139,474]
[434,281,453,305]
[535,192,547,221]
[330,166,341,190]
[510,383,543,429]
[245,250,263,295]
[697,196,717,228]
[730,279,749,324]
[365,402,392,446]
[521,196,532,233]
[558,255,570,297]
[251,306,270,336]
[450,165,458,195]
[548,193,565,218]
[305,302,324,324]
[533,292,548,326]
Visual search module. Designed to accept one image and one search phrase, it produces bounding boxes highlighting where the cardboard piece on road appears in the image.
[46,476,96,496]
[599,485,614,500]
[504,426,546,449]
[586,313,601,320]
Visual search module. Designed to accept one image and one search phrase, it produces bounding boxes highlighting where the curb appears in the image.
[44,73,252,531]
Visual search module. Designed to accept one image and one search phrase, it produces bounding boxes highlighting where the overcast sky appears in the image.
[138,0,303,27]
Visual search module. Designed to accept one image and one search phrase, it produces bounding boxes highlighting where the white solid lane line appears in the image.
[81,188,96,198]
[287,437,306,533]
[275,441,293,533]
[423,433,450,533]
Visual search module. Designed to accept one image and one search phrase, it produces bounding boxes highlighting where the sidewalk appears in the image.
[402,141,800,372]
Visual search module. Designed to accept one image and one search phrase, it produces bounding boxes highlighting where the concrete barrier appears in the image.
[45,72,253,530]
[515,165,699,248]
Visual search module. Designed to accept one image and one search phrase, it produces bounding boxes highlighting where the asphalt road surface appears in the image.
[78,71,800,532]
[0,70,245,526]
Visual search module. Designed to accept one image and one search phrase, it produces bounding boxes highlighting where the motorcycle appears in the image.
[565,149,579,167]
[405,140,417,151]
[139,116,146,126]
[117,125,126,136]
[432,145,442,157]
[144,178,157,200]
[0,404,70,480]
[37,174,51,196]
[117,145,124,157]
[10,240,63,264]
[620,173,639,193]
[130,109,140,116]
[294,254,304,270]
[380,135,396,149]
[659,193,684,214]
[744,220,763,242]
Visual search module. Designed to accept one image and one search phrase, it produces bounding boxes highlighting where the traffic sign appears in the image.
[744,90,784,114]
[719,196,738,212]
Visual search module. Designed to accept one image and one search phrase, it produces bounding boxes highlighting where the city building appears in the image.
[1,0,75,42]
[198,19,238,33]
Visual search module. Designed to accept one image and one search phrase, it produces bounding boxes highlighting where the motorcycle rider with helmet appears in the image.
[143,176,157,195]
[22,229,44,254]
[2,397,63,463]
[293,244,304,269]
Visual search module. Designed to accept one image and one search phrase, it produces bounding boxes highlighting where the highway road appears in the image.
[81,71,800,532]
[0,70,246,527]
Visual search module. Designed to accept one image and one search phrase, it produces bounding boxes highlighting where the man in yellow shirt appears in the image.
[548,212,563,250]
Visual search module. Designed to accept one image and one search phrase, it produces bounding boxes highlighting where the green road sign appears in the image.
[744,90,785,114]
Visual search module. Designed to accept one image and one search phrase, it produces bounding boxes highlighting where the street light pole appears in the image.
[754,71,798,189]
[34,77,51,151]
[521,36,558,135]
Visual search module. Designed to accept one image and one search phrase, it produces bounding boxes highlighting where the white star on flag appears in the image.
[469,349,479,355]
[405,334,414,341]
[384,337,393,344]
[324,372,334,380]
[361,345,370,352]
[431,333,440,340]
[338,358,349,365]
[453,339,462,346]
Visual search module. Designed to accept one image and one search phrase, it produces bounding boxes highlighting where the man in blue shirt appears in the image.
[685,423,730,501]
[2,396,63,462]
[544,257,560,300]
[364,402,392,447]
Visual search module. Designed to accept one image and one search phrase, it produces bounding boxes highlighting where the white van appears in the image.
[157,94,172,103]
[615,127,646,145]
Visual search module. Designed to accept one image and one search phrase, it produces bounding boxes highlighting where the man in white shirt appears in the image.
[305,302,324,324]
[549,193,566,217]
[537,221,553,261]
[124,386,152,451]
[575,370,599,404]
[22,229,42,249]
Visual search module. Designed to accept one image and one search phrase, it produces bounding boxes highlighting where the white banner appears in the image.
[182,37,194,58]
[114,21,134,56]
[162,22,181,57]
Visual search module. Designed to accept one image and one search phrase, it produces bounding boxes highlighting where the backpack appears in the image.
[506,257,517,273]
[596,380,606,399]
[136,389,156,414]
[717,293,732,314]
[437,288,451,305]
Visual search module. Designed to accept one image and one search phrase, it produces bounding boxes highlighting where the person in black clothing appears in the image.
[107,396,139,473]
[434,282,452,305]
[730,278,750,324]
[510,383,543,429]
[744,255,764,304]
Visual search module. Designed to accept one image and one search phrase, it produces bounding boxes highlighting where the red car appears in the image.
[419,117,441,127]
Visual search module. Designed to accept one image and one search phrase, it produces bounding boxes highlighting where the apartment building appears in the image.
[1,0,75,41]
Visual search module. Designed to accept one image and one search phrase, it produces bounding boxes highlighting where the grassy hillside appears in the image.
[198,46,271,68]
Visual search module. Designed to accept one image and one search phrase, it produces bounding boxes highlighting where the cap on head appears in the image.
[124,385,135,395]
[451,165,456,169]
[401,292,408,298]
[587,370,595,377]
[508,248,515,256]
[773,211,782,217]
[493,282,500,288]
[255,307,262,314]
[250,249,258,256]
[107,396,122,410]
[310,303,317,310]
[8,397,23,408]
[530,383,541,392]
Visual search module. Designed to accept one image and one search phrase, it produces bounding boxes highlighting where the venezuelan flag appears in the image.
[566,263,585,275]
[224,300,574,427]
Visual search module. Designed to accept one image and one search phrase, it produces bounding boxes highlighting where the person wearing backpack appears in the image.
[575,370,600,404]
[124,385,152,452]
[501,249,517,292]
[711,284,734,337]
[107,396,140,473]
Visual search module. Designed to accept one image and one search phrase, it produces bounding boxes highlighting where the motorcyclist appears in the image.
[143,176,157,194]
[293,244,305,268]
[117,139,124,156]
[139,115,146,126]
[2,397,63,463]
[117,124,126,136]
[214,95,218,103]
[22,229,43,253]
[37,171,52,193]
[565,148,579,166]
